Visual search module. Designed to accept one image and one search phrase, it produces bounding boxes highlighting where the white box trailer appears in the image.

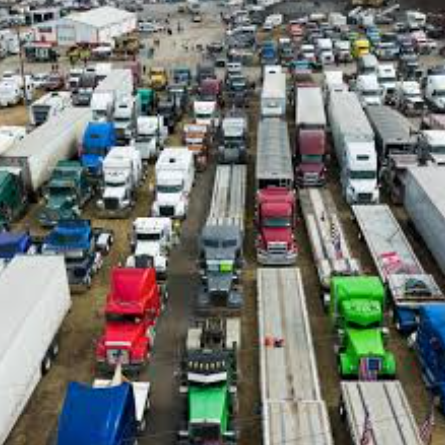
[296,86,327,130]
[404,166,445,275]
[0,255,71,445]
[340,381,422,445]
[0,106,91,199]
[261,71,286,117]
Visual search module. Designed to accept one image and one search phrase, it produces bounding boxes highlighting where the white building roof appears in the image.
[63,6,135,29]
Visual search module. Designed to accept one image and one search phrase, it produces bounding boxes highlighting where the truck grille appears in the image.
[267,242,287,254]
[159,206,174,217]
[357,193,373,203]
[106,349,130,365]
[104,197,119,210]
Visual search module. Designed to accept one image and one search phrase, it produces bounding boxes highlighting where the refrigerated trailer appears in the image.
[339,381,422,445]
[300,188,361,295]
[404,167,445,276]
[257,268,333,445]
[353,204,445,334]
[0,106,91,199]
[256,118,293,189]
[0,255,71,445]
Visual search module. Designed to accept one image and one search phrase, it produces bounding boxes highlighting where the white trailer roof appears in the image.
[341,382,422,445]
[256,118,293,184]
[261,72,286,100]
[258,268,333,445]
[0,255,68,354]
[296,86,326,128]
[329,91,374,140]
[95,69,133,94]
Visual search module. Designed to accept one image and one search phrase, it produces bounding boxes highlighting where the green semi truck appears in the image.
[38,161,92,227]
[178,318,239,445]
[0,169,27,230]
[330,276,396,379]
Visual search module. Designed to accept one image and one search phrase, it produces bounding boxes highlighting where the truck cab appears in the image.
[415,305,445,411]
[179,319,239,445]
[295,129,326,187]
[352,38,370,59]
[0,231,37,262]
[81,122,116,178]
[38,160,92,227]
[426,75,445,112]
[316,38,334,65]
[355,74,383,107]
[343,145,379,204]
[330,276,396,378]
[96,267,161,372]
[218,116,247,164]
[113,94,135,143]
[255,187,297,265]
[0,169,27,230]
[148,67,168,90]
[419,130,445,165]
[377,64,397,104]
[136,88,156,117]
[126,217,173,279]
[173,67,192,87]
[198,78,222,104]
[394,81,424,116]
[193,100,217,128]
[183,123,210,170]
[198,225,243,310]
[97,146,142,218]
[42,220,112,289]
[157,98,178,134]
[135,115,167,162]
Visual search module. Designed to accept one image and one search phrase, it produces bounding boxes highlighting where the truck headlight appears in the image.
[97,199,104,209]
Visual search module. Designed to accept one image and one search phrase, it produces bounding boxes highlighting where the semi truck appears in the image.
[339,381,423,445]
[91,69,134,122]
[56,365,150,443]
[96,267,162,372]
[404,167,445,276]
[29,91,71,127]
[198,165,246,311]
[0,255,71,445]
[328,92,379,205]
[80,121,116,179]
[218,114,248,164]
[178,318,240,444]
[113,94,136,143]
[261,71,286,117]
[255,118,297,265]
[354,204,445,334]
[38,160,92,227]
[365,105,417,162]
[0,106,91,200]
[135,116,168,162]
[295,86,327,187]
[152,148,195,219]
[330,276,396,379]
[300,188,361,298]
[257,268,334,445]
[96,145,142,218]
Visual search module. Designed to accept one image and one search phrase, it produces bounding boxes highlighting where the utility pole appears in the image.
[15,24,30,115]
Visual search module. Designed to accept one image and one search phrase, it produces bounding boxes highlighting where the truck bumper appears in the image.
[257,251,297,266]
[96,360,146,375]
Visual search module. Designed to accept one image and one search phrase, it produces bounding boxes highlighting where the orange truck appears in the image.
[183,123,210,171]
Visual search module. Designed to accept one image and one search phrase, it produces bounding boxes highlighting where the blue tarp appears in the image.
[57,382,136,445]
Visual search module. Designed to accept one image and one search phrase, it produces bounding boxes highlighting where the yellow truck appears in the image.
[148,67,168,90]
[352,39,370,58]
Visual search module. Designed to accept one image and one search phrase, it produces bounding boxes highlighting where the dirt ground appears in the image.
[2,1,445,445]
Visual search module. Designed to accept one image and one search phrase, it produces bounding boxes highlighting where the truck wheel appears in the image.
[338,402,346,421]
[138,417,147,433]
[41,354,52,375]
[84,274,92,289]
[51,340,60,358]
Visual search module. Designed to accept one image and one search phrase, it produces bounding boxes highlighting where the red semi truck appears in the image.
[96,267,161,372]
[295,86,327,187]
[255,118,298,265]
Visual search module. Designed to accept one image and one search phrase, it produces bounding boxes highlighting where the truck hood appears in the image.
[262,227,292,244]
[350,180,377,194]
[430,153,445,165]
[432,97,445,109]
[207,272,233,295]
[104,321,146,346]
[135,242,161,257]
[81,153,103,169]
[298,163,324,174]
[340,300,383,327]
[103,186,127,200]
[347,328,385,357]
[156,192,182,206]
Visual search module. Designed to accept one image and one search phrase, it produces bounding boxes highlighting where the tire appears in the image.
[84,274,92,289]
[41,353,52,375]
[139,417,147,433]
[51,340,60,358]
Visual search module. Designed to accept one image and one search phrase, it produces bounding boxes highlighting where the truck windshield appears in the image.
[49,186,73,196]
[106,180,126,187]
[84,146,106,156]
[264,217,291,228]
[362,90,380,97]
[137,232,161,241]
[350,170,376,180]
[157,184,183,193]
[301,154,323,163]
[430,145,445,154]
[379,76,396,83]
[107,313,143,323]
[196,111,211,119]
[433,90,445,98]
[190,424,220,441]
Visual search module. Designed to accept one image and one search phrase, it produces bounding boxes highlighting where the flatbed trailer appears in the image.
[207,165,246,231]
[340,381,422,445]
[300,189,361,294]
[257,268,333,445]
[353,204,445,334]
